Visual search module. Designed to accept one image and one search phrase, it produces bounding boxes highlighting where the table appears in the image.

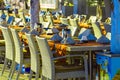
[65,42,110,80]
[11,26,110,80]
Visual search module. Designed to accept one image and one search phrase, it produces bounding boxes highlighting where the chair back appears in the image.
[39,15,45,23]
[36,36,55,79]
[10,28,23,64]
[91,23,102,39]
[0,10,3,16]
[25,33,40,72]
[19,12,26,24]
[46,16,54,27]
[88,16,97,23]
[41,22,51,28]
[69,19,79,27]
[60,17,69,26]
[0,26,15,60]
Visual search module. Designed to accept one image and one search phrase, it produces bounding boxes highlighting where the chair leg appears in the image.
[16,63,23,80]
[35,70,40,80]
[73,78,76,80]
[68,78,72,80]
[41,75,45,80]
[8,61,16,79]
[29,70,33,80]
[0,58,8,76]
[9,62,17,80]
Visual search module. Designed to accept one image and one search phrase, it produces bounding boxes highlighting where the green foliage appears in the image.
[116,69,120,75]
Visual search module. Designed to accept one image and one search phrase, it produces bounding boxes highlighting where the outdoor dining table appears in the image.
[49,41,110,80]
[12,25,110,80]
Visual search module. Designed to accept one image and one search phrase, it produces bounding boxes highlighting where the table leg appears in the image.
[89,50,93,80]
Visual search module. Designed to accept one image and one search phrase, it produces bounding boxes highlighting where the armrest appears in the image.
[0,40,5,43]
[52,54,87,61]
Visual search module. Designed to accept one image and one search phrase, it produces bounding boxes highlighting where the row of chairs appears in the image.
[0,26,30,80]
[0,26,88,80]
[41,14,111,40]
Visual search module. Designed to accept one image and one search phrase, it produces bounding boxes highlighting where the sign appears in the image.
[40,0,58,9]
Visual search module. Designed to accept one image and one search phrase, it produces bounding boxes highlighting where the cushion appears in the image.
[61,37,75,45]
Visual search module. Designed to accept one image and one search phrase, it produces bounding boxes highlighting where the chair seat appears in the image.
[55,63,85,79]
[0,40,5,46]
[55,62,84,72]
[23,52,30,58]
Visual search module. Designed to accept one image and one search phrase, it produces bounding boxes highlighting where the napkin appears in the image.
[87,33,97,41]
[61,37,75,45]
[7,16,14,24]
[20,27,30,33]
[96,35,110,44]
[29,29,39,36]
[0,18,3,22]
[78,29,97,41]
[103,23,111,33]
[46,29,53,35]
[52,28,59,33]
[18,22,24,27]
[1,14,6,19]
[50,33,63,42]
[59,24,68,28]
[15,18,22,25]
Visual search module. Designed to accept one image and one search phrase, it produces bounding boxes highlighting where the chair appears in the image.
[91,23,102,39]
[19,12,26,24]
[36,36,88,80]
[41,22,51,29]
[69,26,80,37]
[0,26,15,79]
[46,16,54,27]
[25,33,41,80]
[68,19,80,37]
[60,17,70,26]
[0,10,3,17]
[69,19,79,27]
[39,15,45,23]
[9,28,30,80]
[88,16,97,23]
